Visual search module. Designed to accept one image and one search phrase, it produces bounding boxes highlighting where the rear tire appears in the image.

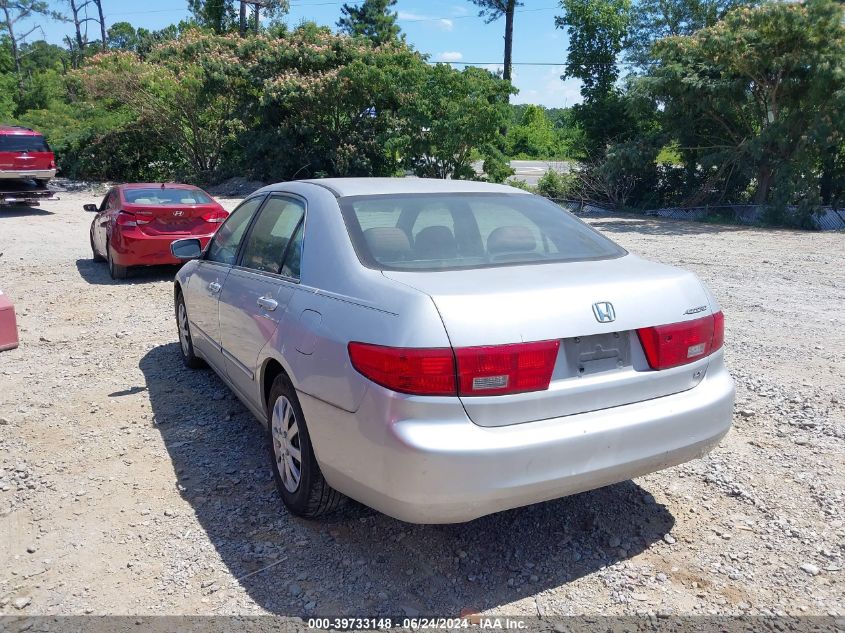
[267,374,343,519]
[107,242,128,279]
[175,292,205,369]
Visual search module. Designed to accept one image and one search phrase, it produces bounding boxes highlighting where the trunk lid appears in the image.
[123,202,221,236]
[383,254,714,426]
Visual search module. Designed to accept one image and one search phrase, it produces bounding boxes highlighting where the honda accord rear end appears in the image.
[291,184,734,523]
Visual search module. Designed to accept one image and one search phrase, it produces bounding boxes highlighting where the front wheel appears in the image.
[175,292,205,369]
[267,374,343,518]
[107,242,128,280]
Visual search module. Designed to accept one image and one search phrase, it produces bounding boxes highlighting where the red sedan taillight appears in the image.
[115,210,138,227]
[636,311,724,370]
[347,340,560,397]
[202,208,228,223]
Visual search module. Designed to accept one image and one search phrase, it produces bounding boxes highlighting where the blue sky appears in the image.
[33,0,583,107]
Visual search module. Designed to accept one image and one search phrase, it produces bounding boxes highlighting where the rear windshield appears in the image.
[339,193,625,271]
[0,134,51,152]
[123,188,212,205]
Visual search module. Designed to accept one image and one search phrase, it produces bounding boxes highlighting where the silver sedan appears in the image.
[171,178,734,523]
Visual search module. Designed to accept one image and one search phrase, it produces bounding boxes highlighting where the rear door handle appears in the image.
[207,281,222,294]
[257,296,278,312]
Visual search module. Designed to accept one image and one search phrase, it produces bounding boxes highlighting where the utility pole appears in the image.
[240,0,267,34]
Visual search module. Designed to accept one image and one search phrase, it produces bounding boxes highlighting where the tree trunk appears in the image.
[69,0,85,54]
[239,1,247,36]
[820,146,835,205]
[2,4,24,94]
[754,165,773,205]
[503,0,515,84]
[94,0,107,50]
[253,3,259,33]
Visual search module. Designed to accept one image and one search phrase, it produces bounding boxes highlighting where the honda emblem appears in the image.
[592,302,616,323]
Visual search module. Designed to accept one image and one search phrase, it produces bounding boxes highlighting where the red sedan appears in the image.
[87,183,228,279]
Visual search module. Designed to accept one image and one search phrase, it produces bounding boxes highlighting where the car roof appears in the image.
[291,177,532,198]
[0,125,43,136]
[118,183,202,190]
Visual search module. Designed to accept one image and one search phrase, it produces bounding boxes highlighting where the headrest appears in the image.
[363,227,411,262]
[487,225,537,255]
[414,225,457,259]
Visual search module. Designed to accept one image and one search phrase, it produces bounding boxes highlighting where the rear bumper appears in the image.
[0,169,55,180]
[111,230,214,267]
[0,292,19,352]
[301,352,734,523]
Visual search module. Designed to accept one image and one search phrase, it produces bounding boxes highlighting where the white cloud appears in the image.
[512,66,583,108]
[398,11,454,31]
[437,51,463,62]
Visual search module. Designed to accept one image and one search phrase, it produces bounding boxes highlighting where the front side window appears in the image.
[340,193,625,271]
[239,196,305,277]
[206,196,264,265]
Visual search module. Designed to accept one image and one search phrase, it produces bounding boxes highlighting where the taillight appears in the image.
[115,210,137,227]
[134,210,154,225]
[455,340,560,396]
[637,311,724,370]
[202,209,228,223]
[348,339,560,397]
[347,343,456,396]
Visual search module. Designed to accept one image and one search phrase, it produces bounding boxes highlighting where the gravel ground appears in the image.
[0,190,843,619]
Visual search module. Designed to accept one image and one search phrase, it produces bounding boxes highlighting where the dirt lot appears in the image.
[1,190,843,618]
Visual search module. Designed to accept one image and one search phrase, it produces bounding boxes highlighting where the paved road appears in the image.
[509,160,572,185]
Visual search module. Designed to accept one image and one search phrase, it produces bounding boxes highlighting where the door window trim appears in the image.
[201,193,268,268]
[232,192,307,285]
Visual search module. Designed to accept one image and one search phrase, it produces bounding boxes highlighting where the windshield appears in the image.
[123,188,213,205]
[0,135,51,152]
[339,193,625,271]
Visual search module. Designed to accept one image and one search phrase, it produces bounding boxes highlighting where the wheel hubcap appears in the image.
[177,302,190,356]
[271,396,302,493]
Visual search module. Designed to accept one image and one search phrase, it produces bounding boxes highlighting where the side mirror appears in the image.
[171,238,203,260]
[83,204,98,212]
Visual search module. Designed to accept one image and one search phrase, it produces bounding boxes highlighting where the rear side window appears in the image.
[340,193,625,271]
[0,135,51,152]
[239,196,305,278]
[123,188,212,204]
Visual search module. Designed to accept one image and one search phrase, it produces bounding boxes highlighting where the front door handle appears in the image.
[257,296,278,312]
[207,281,222,294]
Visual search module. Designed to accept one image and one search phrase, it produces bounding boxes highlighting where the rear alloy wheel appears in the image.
[107,242,128,280]
[175,293,205,369]
[267,374,343,518]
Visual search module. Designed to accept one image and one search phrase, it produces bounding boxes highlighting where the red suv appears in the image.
[0,126,56,186]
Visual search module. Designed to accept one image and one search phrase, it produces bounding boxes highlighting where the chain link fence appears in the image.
[551,199,845,231]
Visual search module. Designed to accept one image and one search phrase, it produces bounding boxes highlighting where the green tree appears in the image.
[647,0,845,207]
[468,0,521,84]
[337,0,402,46]
[107,21,137,49]
[188,0,234,34]
[555,0,632,154]
[626,0,755,67]
[0,1,64,91]
[398,65,513,178]
[507,105,558,158]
